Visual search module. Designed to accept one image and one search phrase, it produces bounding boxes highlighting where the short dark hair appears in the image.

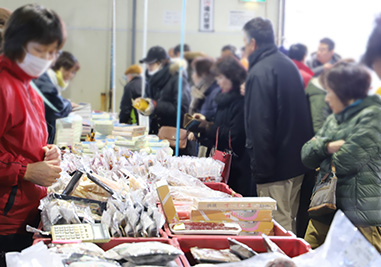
[320,38,335,51]
[191,57,215,78]
[213,56,247,91]
[174,43,190,55]
[243,17,275,48]
[3,4,65,61]
[221,45,236,54]
[362,16,381,68]
[52,51,80,72]
[288,43,307,62]
[326,61,370,105]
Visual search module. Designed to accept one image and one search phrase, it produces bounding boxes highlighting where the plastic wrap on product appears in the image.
[228,238,258,260]
[81,206,95,224]
[59,201,81,224]
[61,253,121,267]
[167,156,224,181]
[101,210,112,231]
[190,247,241,263]
[71,175,111,202]
[109,241,183,265]
[169,185,231,202]
[48,243,106,258]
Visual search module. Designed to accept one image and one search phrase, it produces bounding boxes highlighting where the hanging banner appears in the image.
[199,0,214,32]
[228,10,254,30]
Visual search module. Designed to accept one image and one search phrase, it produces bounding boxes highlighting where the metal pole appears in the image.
[141,0,148,97]
[278,0,286,46]
[131,0,137,64]
[109,0,116,114]
[138,0,150,129]
[175,0,187,156]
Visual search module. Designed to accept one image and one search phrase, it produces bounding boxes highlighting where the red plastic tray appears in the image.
[174,235,310,266]
[204,182,243,197]
[32,237,189,266]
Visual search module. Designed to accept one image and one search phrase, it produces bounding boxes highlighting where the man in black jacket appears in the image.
[243,18,313,232]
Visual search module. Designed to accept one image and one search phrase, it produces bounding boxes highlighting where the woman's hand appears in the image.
[43,145,61,166]
[327,140,345,154]
[24,161,62,187]
[193,113,206,121]
[240,83,245,96]
[188,132,197,141]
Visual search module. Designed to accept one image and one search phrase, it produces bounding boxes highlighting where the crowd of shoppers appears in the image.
[1,3,381,262]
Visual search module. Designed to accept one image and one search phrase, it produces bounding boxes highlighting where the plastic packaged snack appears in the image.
[111,242,183,265]
[190,247,241,264]
[228,238,258,260]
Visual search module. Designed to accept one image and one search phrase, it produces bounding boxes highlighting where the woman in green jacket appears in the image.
[301,61,381,252]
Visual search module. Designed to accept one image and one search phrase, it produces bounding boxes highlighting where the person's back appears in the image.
[243,17,313,232]
[288,43,314,88]
[305,75,332,134]
[119,64,143,124]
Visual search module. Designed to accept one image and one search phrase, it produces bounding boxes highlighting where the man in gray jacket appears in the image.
[307,38,341,77]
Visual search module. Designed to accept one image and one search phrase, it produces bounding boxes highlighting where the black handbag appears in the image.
[308,163,337,217]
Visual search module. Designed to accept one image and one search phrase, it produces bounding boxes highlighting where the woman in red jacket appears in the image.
[0,4,64,265]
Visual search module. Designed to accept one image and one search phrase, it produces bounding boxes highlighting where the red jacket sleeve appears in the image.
[0,84,29,186]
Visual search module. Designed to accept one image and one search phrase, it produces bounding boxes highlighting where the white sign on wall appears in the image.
[228,10,254,30]
[163,10,181,25]
[199,0,214,32]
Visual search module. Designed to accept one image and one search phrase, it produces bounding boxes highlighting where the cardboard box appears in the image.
[194,197,277,211]
[190,209,273,222]
[156,180,179,224]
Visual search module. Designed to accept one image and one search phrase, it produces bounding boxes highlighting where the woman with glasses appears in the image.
[0,4,64,265]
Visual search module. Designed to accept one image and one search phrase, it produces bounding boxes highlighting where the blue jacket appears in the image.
[34,72,72,144]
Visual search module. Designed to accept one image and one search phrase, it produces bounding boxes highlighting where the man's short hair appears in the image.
[320,38,335,51]
[174,44,190,55]
[3,4,65,61]
[326,61,370,105]
[221,45,236,54]
[243,17,275,48]
[288,44,307,62]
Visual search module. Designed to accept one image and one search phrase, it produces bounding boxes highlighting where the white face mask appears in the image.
[17,51,53,77]
[148,64,162,76]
